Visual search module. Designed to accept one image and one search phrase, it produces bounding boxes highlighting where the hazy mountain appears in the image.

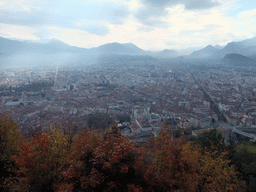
[0,37,153,67]
[213,36,256,58]
[190,45,218,58]
[33,39,86,53]
[90,42,146,55]
[2,35,256,68]
[248,54,256,60]
[0,37,92,67]
[123,43,146,54]
[214,45,223,50]
[0,37,25,55]
[239,36,256,47]
[0,37,86,55]
[222,53,256,66]
[177,47,202,56]
[0,37,148,56]
[156,49,178,58]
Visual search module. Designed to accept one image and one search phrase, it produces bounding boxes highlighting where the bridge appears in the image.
[231,128,256,142]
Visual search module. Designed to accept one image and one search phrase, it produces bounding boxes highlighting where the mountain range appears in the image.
[0,37,183,67]
[211,36,256,59]
[1,36,256,67]
[0,37,181,57]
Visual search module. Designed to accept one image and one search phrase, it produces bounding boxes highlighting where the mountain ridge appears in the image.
[190,45,218,58]
[1,36,256,66]
[222,53,256,66]
[213,36,256,58]
[156,49,178,58]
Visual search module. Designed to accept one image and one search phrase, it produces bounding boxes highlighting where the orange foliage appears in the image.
[0,114,245,192]
[12,130,71,192]
[58,126,150,191]
[147,129,245,192]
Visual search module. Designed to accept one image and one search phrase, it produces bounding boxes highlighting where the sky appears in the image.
[0,0,256,51]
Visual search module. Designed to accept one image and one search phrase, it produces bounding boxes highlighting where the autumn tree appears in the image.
[147,130,199,191]
[197,149,245,192]
[0,113,20,191]
[12,127,71,192]
[0,114,246,192]
[58,125,150,192]
[147,129,245,192]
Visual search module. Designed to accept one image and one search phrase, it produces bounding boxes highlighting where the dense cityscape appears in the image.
[1,58,256,143]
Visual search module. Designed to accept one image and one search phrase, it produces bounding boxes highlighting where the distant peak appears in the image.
[214,44,222,49]
[205,44,215,49]
[48,39,71,47]
[49,38,64,43]
[107,42,120,45]
[161,49,177,52]
[123,43,134,45]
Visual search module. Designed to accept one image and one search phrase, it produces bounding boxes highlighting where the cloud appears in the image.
[33,27,53,42]
[184,0,221,10]
[0,0,130,36]
[0,23,38,40]
[141,0,220,9]
[237,8,256,19]
[135,5,169,27]
[135,0,221,26]
[1,0,255,52]
[179,24,223,35]
[83,26,110,36]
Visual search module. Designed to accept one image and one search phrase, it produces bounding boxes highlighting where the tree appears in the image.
[87,113,112,130]
[0,113,20,191]
[197,149,245,192]
[230,142,256,192]
[12,128,71,192]
[58,125,150,192]
[0,113,20,162]
[147,129,245,192]
[195,128,225,153]
[1,113,245,192]
[116,114,131,123]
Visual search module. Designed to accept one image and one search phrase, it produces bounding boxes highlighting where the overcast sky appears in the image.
[0,0,256,50]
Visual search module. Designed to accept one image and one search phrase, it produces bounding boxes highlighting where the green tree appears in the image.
[195,128,225,153]
[230,142,256,192]
[87,113,112,130]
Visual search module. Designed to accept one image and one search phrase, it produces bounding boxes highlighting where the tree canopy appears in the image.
[0,115,247,192]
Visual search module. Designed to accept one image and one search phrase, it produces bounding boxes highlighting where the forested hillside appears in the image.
[1,113,254,192]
